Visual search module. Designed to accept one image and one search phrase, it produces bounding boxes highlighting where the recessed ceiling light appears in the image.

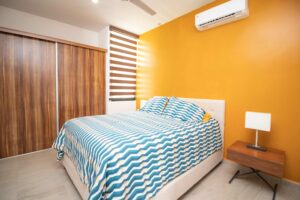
[91,0,98,4]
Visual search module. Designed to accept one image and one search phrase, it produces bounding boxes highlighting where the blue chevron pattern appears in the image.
[162,97,206,122]
[53,111,222,200]
[140,96,168,114]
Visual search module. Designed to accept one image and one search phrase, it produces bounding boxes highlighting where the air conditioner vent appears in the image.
[198,12,236,27]
[195,0,249,31]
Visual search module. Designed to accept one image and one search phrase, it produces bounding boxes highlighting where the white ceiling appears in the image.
[0,0,214,35]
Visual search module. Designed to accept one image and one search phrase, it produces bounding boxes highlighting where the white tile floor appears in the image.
[180,160,300,200]
[0,149,299,200]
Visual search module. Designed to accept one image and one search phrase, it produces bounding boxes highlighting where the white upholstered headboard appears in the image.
[179,98,225,148]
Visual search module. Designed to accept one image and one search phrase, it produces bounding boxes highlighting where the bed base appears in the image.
[62,150,223,200]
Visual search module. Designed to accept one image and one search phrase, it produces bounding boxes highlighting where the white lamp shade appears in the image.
[245,112,271,132]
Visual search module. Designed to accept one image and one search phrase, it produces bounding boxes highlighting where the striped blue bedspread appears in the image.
[53,111,222,200]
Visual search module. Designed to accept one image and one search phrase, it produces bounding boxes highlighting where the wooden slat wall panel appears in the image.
[110,72,136,79]
[110,66,136,73]
[110,34,136,45]
[58,43,105,128]
[110,47,136,56]
[110,53,136,62]
[110,41,137,50]
[110,60,136,67]
[110,79,136,84]
[110,85,136,90]
[0,33,56,158]
[110,92,135,96]
[110,26,139,39]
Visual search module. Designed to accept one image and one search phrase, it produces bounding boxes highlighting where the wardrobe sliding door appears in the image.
[58,43,105,128]
[0,33,57,158]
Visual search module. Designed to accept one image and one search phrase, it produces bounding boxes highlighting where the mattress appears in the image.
[53,111,222,200]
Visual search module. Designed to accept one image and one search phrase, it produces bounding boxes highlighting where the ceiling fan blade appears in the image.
[129,0,156,16]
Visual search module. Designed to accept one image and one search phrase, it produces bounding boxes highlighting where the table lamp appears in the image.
[245,111,271,152]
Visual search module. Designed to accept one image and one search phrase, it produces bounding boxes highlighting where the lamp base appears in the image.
[246,144,267,152]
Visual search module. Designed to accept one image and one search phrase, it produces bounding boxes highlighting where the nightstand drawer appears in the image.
[228,150,284,177]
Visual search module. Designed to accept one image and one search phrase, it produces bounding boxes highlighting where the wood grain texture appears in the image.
[227,141,286,177]
[0,32,57,158]
[58,43,105,128]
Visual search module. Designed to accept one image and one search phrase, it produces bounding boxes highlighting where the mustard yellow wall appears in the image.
[137,0,300,182]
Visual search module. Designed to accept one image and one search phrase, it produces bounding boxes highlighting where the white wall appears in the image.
[0,6,99,47]
[98,26,111,113]
[107,101,137,114]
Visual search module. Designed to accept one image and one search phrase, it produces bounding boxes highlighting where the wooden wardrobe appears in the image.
[58,44,106,128]
[0,28,106,158]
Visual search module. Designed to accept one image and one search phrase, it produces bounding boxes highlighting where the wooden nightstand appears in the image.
[227,141,285,200]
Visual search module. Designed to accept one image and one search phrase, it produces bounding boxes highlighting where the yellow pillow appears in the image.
[202,113,211,122]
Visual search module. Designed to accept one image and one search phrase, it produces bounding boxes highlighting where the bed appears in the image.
[53,98,225,200]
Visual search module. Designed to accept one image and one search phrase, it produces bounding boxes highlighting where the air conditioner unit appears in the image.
[195,0,249,31]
